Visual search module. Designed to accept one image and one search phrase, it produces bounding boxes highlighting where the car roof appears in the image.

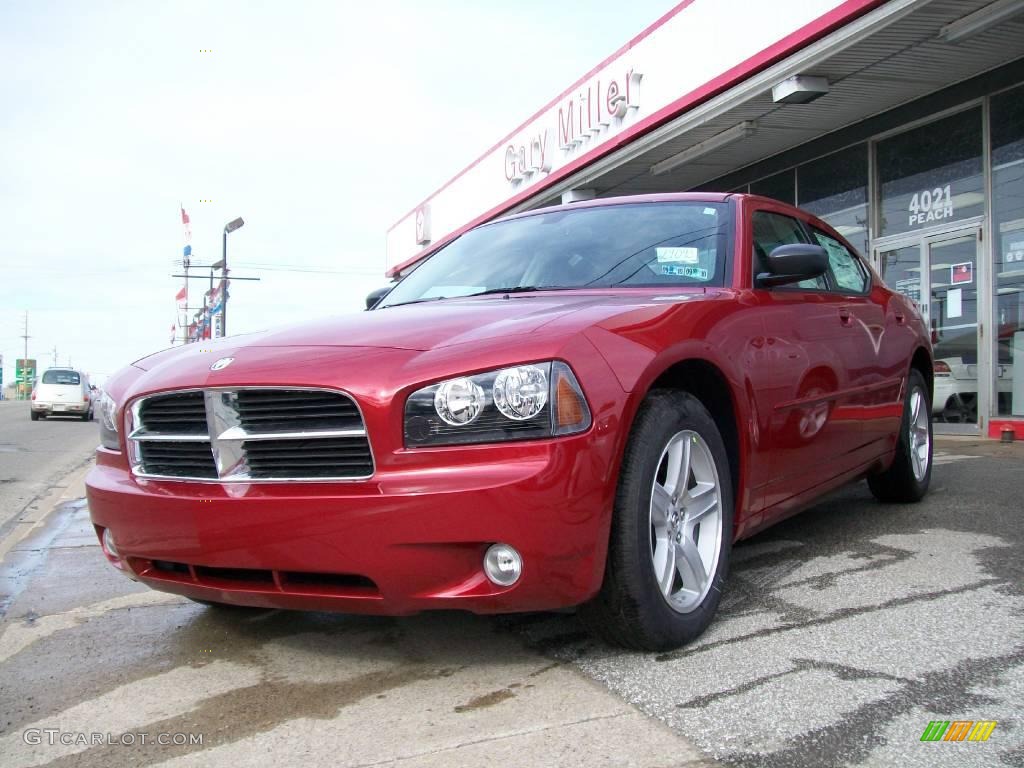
[489,192,735,226]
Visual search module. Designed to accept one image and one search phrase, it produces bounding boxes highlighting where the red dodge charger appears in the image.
[87,194,933,650]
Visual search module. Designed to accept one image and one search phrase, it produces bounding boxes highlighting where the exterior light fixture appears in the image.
[220,217,245,336]
[650,121,757,176]
[772,75,830,104]
[938,0,1024,43]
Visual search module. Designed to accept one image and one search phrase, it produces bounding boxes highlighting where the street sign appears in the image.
[16,358,36,382]
[16,358,36,398]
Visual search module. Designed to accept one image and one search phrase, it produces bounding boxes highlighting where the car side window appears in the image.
[811,227,869,294]
[752,211,827,290]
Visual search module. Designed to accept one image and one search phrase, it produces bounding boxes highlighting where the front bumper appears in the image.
[85,435,617,615]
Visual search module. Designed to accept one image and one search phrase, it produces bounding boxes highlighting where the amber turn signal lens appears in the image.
[556,373,586,428]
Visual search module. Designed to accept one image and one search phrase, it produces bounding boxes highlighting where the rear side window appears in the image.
[42,370,80,385]
[752,211,827,290]
[811,228,869,294]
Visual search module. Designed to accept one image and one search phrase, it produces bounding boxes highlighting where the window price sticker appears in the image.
[656,247,700,264]
[660,264,709,279]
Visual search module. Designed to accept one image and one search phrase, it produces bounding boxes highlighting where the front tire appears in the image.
[30,411,39,422]
[868,368,932,503]
[188,598,264,611]
[581,390,734,651]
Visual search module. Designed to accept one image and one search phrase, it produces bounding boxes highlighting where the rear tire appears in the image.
[868,368,932,503]
[581,390,733,651]
[30,411,39,421]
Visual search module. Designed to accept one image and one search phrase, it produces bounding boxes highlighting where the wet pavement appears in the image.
[0,401,97,544]
[0,499,711,767]
[0,432,1021,767]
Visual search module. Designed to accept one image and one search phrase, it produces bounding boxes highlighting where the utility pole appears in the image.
[52,346,58,367]
[21,312,29,366]
[20,312,30,401]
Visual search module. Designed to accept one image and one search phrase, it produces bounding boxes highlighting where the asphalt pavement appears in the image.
[0,410,1021,767]
[0,401,98,593]
[511,438,1024,767]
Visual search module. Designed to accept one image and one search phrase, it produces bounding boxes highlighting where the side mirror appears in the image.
[365,286,392,310]
[757,244,829,288]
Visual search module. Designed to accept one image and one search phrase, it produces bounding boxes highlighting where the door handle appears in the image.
[839,308,853,327]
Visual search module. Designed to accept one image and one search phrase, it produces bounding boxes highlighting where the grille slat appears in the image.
[132,388,373,481]
[138,392,208,433]
[235,390,361,432]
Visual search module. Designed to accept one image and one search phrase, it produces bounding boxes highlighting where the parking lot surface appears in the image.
[514,440,1024,767]
[0,408,1021,767]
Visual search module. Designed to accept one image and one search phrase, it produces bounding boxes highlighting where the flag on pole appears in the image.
[181,207,190,225]
[175,286,187,302]
[181,206,192,243]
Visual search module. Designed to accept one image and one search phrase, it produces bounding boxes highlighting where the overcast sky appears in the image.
[0,0,675,386]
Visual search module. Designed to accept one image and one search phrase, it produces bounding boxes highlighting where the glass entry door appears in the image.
[877,227,983,430]
[927,231,981,425]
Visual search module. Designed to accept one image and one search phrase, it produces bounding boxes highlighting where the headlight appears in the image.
[98,392,121,451]
[404,361,591,447]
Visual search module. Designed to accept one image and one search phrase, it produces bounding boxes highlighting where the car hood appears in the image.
[252,293,706,351]
[118,290,722,398]
[135,291,718,365]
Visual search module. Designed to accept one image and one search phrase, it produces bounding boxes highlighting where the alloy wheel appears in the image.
[648,430,723,613]
[909,387,931,482]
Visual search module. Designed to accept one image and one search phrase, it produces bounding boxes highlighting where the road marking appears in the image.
[0,591,182,664]
[932,453,982,466]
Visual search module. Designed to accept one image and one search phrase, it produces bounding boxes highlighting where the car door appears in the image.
[807,224,900,453]
[746,207,864,512]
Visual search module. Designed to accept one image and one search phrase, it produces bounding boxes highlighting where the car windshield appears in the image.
[42,370,80,385]
[378,202,730,308]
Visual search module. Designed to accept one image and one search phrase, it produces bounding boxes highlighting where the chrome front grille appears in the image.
[128,388,373,482]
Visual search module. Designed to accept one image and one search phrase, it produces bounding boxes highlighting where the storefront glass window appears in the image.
[877,107,984,238]
[798,144,869,257]
[751,170,795,205]
[992,85,1024,418]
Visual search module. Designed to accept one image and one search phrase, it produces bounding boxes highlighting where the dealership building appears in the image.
[387,0,1024,439]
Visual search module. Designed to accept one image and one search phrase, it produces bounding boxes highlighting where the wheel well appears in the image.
[911,347,933,401]
[650,360,740,500]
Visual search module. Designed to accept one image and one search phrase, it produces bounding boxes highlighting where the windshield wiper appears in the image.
[463,285,564,297]
[381,285,564,309]
[378,296,448,309]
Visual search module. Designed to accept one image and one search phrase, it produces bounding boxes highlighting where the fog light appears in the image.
[484,543,522,586]
[102,527,120,559]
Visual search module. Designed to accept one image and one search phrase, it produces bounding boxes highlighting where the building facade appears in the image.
[387,0,1024,438]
